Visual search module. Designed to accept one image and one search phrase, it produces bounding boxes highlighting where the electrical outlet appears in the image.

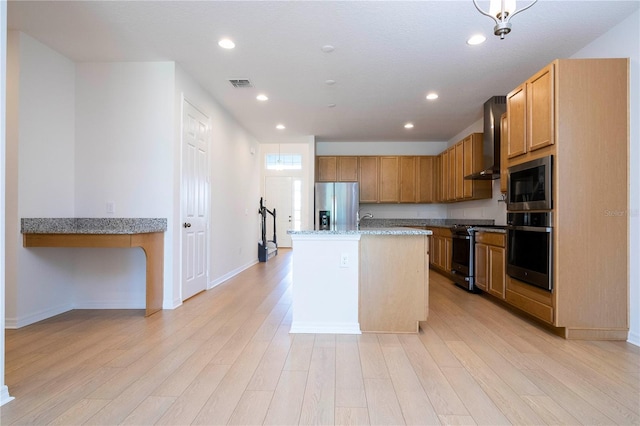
[340,253,349,268]
[106,201,115,214]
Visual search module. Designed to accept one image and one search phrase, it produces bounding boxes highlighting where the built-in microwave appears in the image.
[507,155,553,211]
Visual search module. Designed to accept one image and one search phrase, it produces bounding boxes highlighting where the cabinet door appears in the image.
[462,136,473,199]
[440,151,449,202]
[475,243,488,291]
[417,156,435,203]
[488,246,506,299]
[455,142,464,200]
[500,113,508,194]
[379,156,400,203]
[399,156,416,203]
[507,84,527,158]
[444,237,452,272]
[317,156,337,181]
[338,156,358,182]
[358,157,379,203]
[528,64,555,152]
[448,147,456,201]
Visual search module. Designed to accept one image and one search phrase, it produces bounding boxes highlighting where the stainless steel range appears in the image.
[450,225,477,292]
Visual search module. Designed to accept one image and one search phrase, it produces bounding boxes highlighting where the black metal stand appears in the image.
[258,197,278,262]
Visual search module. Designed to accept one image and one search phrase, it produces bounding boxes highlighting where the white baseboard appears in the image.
[208,259,259,289]
[0,385,14,407]
[627,330,640,347]
[289,322,361,334]
[73,300,144,309]
[5,303,73,329]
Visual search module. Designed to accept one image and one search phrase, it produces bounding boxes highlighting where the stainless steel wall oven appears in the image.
[506,212,553,291]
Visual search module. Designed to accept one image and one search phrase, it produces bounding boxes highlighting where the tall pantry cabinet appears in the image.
[505,58,629,340]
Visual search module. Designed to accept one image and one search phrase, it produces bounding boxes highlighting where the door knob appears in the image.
[183,222,192,228]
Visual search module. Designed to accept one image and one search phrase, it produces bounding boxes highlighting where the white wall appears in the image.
[0,0,13,407]
[5,32,77,327]
[175,65,262,289]
[570,10,640,346]
[73,62,176,309]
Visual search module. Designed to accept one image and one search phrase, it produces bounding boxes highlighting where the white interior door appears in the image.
[265,176,295,248]
[182,100,209,300]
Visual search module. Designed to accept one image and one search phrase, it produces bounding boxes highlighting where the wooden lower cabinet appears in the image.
[474,232,506,299]
[427,227,452,277]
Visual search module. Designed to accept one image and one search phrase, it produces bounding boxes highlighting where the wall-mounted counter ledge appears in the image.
[21,218,167,317]
[21,218,167,234]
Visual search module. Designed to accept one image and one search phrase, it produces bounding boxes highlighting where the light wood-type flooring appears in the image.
[1,249,639,425]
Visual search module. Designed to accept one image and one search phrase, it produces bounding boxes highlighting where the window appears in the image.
[265,153,302,170]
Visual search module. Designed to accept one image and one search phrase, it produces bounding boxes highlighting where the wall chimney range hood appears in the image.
[465,96,507,180]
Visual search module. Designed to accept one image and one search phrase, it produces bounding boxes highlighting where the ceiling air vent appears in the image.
[229,79,253,88]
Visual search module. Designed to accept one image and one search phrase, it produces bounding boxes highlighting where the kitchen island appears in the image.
[288,227,431,334]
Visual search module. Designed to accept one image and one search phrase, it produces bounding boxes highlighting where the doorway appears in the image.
[264,176,302,248]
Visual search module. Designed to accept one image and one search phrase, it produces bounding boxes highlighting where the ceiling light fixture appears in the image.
[256,94,269,101]
[404,123,414,129]
[276,124,286,130]
[473,0,538,40]
[467,34,487,45]
[218,38,235,49]
[426,93,439,100]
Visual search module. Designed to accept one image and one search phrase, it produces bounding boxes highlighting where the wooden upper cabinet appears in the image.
[440,150,449,202]
[358,156,379,203]
[379,156,400,203]
[507,84,527,159]
[528,64,555,152]
[337,156,358,182]
[500,113,508,193]
[417,156,436,203]
[455,143,464,200]
[316,156,337,182]
[447,147,456,201]
[399,156,416,203]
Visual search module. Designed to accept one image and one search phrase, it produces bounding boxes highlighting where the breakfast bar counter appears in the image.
[21,218,167,316]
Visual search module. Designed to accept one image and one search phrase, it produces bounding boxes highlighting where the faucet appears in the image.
[357,210,373,229]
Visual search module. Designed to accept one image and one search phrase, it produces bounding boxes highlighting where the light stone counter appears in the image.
[287,227,431,236]
[21,218,167,234]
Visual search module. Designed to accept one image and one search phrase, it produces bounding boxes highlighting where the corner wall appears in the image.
[5,32,76,328]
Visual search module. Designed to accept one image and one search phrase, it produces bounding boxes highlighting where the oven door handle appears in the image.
[507,225,552,233]
[451,234,471,240]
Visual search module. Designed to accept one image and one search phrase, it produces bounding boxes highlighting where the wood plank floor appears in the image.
[1,248,639,425]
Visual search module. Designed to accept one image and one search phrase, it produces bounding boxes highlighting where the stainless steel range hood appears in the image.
[465,96,506,180]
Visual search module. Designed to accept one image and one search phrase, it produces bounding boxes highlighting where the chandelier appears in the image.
[472,0,538,39]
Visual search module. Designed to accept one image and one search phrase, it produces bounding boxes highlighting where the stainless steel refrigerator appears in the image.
[314,182,359,230]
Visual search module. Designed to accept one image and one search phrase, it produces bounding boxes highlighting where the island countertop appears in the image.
[287,227,432,236]
[21,218,168,234]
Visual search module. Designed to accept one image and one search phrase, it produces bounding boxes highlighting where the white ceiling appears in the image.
[7,1,640,143]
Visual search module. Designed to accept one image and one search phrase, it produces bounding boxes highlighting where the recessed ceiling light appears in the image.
[404,123,414,129]
[467,34,486,45]
[256,94,269,101]
[218,38,235,49]
[426,93,439,100]
[276,124,286,130]
[321,45,335,53]
[325,79,336,86]
[328,103,337,108]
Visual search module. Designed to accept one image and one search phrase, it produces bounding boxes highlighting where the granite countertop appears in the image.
[359,218,495,228]
[288,227,432,236]
[21,218,168,234]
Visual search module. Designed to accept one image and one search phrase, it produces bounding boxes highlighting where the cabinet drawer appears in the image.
[476,232,505,247]
[505,276,553,324]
